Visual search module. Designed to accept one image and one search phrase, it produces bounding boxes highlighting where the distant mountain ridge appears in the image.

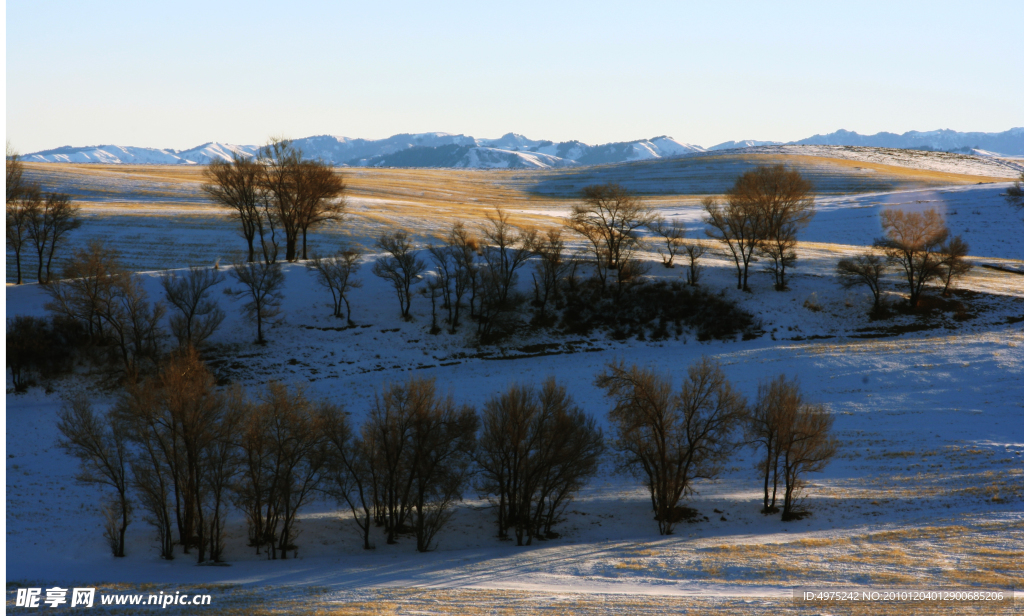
[792,128,1024,155]
[22,128,1024,168]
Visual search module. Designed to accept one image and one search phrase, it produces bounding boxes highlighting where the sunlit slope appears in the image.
[519,152,1018,198]
[22,147,1018,215]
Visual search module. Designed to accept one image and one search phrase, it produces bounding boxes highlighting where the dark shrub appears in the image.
[7,315,85,391]
[558,280,758,341]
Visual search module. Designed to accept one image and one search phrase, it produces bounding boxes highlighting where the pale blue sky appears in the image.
[6,0,1022,153]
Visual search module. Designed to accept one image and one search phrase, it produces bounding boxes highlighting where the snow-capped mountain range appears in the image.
[21,128,1024,169]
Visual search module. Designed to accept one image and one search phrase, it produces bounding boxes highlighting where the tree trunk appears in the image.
[36,248,45,284]
[118,499,129,557]
[363,510,371,550]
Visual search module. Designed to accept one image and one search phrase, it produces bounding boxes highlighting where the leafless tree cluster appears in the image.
[477,379,603,545]
[307,247,363,324]
[373,231,426,320]
[837,253,889,316]
[114,347,240,561]
[704,165,815,291]
[567,183,655,292]
[873,207,971,306]
[425,222,481,334]
[373,209,543,341]
[530,228,571,320]
[6,144,82,284]
[202,140,346,263]
[746,375,837,520]
[234,382,328,560]
[363,378,479,552]
[476,209,536,340]
[597,357,747,535]
[44,242,165,373]
[32,243,229,381]
[59,348,333,562]
[597,360,837,531]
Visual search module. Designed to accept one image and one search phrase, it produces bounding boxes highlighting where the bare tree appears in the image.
[733,165,815,290]
[94,273,166,374]
[422,275,445,335]
[202,392,242,563]
[649,217,686,268]
[256,140,345,261]
[837,253,889,315]
[161,266,226,348]
[43,241,124,341]
[130,451,176,560]
[6,150,41,283]
[258,140,304,262]
[365,377,477,551]
[203,155,266,263]
[405,383,478,552]
[682,242,707,286]
[6,143,34,284]
[7,141,25,203]
[41,193,83,283]
[293,160,346,260]
[365,380,418,545]
[234,394,278,556]
[477,208,535,340]
[229,259,285,344]
[1006,171,1023,212]
[530,227,569,320]
[25,192,81,283]
[478,378,602,545]
[745,375,799,514]
[703,195,763,292]
[232,383,327,560]
[874,207,949,306]
[57,395,132,557]
[260,383,328,560]
[307,247,362,324]
[447,221,479,325]
[568,183,656,288]
[321,404,377,550]
[778,403,837,521]
[938,235,972,296]
[428,243,457,331]
[114,347,234,562]
[597,357,745,535]
[372,231,425,320]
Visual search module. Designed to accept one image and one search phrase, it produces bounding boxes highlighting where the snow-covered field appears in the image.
[6,149,1024,614]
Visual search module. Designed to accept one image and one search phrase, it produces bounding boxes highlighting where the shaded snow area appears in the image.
[6,177,1024,614]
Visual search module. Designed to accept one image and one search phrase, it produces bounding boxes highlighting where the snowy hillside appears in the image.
[6,208,1024,609]
[6,158,1024,612]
